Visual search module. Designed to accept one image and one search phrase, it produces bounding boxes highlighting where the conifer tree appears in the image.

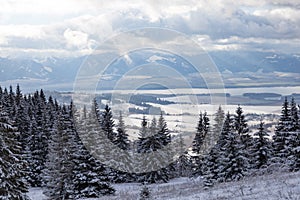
[13,86,31,153]
[157,113,171,146]
[233,105,252,171]
[202,145,220,188]
[114,112,130,150]
[290,98,299,131]
[213,105,225,143]
[149,117,157,136]
[43,105,75,199]
[15,84,22,107]
[72,103,115,198]
[112,112,132,183]
[28,90,49,186]
[202,111,211,154]
[192,112,210,176]
[101,104,116,142]
[216,112,248,182]
[0,106,30,200]
[76,102,116,195]
[192,112,204,155]
[14,93,33,185]
[136,114,171,183]
[252,120,271,169]
[8,85,16,118]
[137,116,148,153]
[272,97,292,166]
[288,98,300,171]
[174,135,192,177]
[234,105,251,147]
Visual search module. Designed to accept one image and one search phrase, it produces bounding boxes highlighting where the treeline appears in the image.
[0,85,299,199]
[0,85,115,199]
[189,100,300,188]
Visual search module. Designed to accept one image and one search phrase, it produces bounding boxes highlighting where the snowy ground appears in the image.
[28,171,300,200]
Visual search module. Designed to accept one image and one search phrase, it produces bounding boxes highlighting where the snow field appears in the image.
[28,171,300,200]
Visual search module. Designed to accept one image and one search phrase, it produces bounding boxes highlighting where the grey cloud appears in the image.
[1,0,300,58]
[167,6,300,40]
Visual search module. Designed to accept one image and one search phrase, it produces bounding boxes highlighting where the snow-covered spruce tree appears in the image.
[73,131,116,198]
[95,103,123,183]
[272,97,293,168]
[192,112,210,176]
[79,102,116,195]
[234,105,251,147]
[157,113,174,179]
[0,105,30,200]
[212,105,225,144]
[8,86,16,118]
[28,90,49,187]
[14,94,30,152]
[252,119,272,169]
[72,103,115,198]
[15,84,22,107]
[14,92,34,185]
[157,113,171,146]
[202,112,211,154]
[136,114,171,183]
[114,112,130,151]
[192,112,204,155]
[112,112,133,183]
[101,104,116,142]
[9,85,28,149]
[137,115,148,154]
[290,104,300,171]
[0,87,15,119]
[233,105,253,171]
[149,117,157,136]
[202,145,220,188]
[134,115,148,180]
[84,99,110,163]
[174,135,192,178]
[290,97,299,130]
[43,105,75,199]
[202,106,225,187]
[216,112,248,183]
[288,98,300,171]
[26,108,39,186]
[91,99,101,122]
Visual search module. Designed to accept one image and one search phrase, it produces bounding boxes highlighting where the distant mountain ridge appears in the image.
[210,51,300,73]
[0,51,299,90]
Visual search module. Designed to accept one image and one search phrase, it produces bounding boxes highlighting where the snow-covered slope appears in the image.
[28,171,300,200]
[1,50,300,91]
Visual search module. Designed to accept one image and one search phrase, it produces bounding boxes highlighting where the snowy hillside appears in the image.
[1,50,300,91]
[29,171,300,200]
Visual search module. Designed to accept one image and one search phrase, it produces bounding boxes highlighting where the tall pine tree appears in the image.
[101,104,116,142]
[43,105,75,199]
[212,105,225,143]
[272,97,293,168]
[136,114,172,183]
[72,103,115,198]
[216,112,248,183]
[252,119,272,169]
[192,112,210,176]
[0,105,30,200]
[114,112,130,150]
[288,98,300,171]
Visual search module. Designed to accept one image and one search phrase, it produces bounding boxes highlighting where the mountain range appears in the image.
[0,51,299,91]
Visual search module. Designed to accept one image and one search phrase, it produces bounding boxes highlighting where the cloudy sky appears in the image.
[0,0,300,58]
